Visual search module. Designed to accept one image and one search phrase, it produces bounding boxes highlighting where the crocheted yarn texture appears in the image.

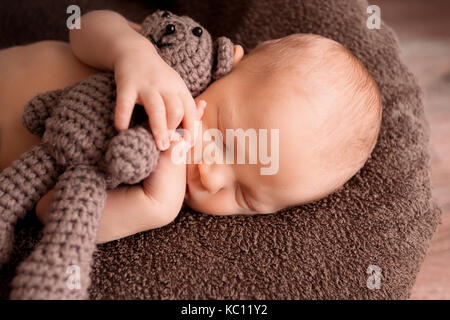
[0,10,234,299]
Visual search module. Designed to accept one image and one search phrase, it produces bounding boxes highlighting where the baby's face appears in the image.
[183,34,381,216]
[184,63,337,215]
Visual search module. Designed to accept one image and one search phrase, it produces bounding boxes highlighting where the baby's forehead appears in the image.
[238,80,310,127]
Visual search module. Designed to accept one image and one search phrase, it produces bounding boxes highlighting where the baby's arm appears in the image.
[37,137,189,243]
[0,41,98,171]
[69,10,146,71]
[70,10,198,150]
[100,136,189,243]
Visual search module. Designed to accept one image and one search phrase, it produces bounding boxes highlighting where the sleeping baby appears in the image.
[0,10,381,243]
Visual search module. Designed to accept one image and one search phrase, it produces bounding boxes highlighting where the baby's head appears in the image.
[185,34,382,215]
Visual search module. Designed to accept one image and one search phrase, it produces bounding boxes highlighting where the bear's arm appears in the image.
[22,89,64,136]
[105,125,160,187]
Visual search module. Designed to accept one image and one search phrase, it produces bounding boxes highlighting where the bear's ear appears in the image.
[212,37,234,80]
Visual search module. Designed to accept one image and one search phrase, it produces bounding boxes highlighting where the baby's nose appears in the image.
[165,24,176,35]
[198,163,232,195]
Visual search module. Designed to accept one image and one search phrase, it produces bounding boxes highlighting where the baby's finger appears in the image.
[115,84,137,131]
[164,94,184,131]
[180,92,197,145]
[196,99,207,118]
[141,91,170,151]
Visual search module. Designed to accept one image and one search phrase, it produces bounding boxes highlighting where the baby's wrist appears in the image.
[111,36,158,70]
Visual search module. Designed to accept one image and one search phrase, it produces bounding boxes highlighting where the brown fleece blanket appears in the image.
[0,0,441,299]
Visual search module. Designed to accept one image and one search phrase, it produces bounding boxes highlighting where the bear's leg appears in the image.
[10,165,106,300]
[0,145,58,266]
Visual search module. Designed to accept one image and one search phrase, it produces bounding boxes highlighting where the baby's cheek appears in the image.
[204,196,242,215]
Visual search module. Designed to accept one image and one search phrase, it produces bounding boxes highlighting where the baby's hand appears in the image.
[36,102,206,243]
[139,100,205,207]
[113,45,198,151]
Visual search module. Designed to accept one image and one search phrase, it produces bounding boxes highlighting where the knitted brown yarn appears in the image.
[22,89,65,137]
[0,146,59,265]
[0,10,234,299]
[10,166,106,299]
[104,124,159,187]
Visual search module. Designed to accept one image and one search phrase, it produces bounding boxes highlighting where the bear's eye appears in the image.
[161,11,171,18]
[192,27,203,37]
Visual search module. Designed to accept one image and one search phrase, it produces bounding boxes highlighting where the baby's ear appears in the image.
[212,37,234,80]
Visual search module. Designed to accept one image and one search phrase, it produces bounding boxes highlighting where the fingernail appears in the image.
[160,137,170,150]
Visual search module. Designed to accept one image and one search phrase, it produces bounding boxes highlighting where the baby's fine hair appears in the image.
[241,33,382,187]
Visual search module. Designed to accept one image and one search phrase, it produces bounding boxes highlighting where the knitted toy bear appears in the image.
[0,10,234,299]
